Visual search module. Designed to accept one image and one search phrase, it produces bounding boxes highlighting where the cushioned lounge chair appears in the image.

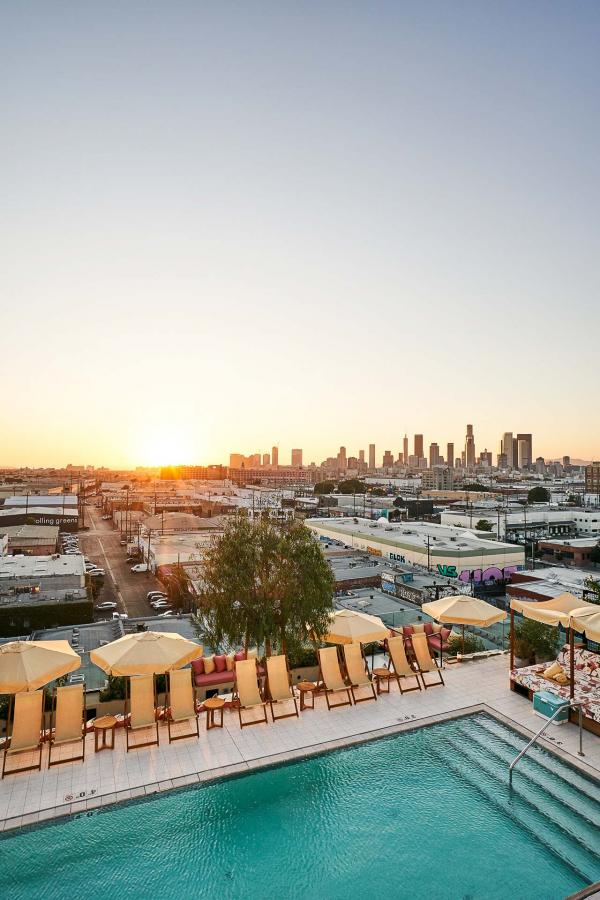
[166,668,199,743]
[342,644,377,703]
[48,683,86,767]
[2,690,45,778]
[265,655,299,721]
[387,636,422,694]
[411,633,445,688]
[126,674,160,751]
[317,647,352,709]
[234,658,269,728]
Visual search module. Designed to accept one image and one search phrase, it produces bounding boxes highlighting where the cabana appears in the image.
[509,592,600,734]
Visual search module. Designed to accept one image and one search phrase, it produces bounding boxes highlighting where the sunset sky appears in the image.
[2,3,599,468]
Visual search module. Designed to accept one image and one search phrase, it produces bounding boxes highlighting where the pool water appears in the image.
[1,713,599,899]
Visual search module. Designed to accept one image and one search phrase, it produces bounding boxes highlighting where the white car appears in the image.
[131,563,148,573]
[112,612,128,620]
[95,601,117,610]
[89,569,105,577]
[147,591,167,600]
[150,600,170,609]
[157,610,172,618]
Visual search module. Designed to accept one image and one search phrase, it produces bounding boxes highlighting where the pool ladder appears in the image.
[509,701,584,783]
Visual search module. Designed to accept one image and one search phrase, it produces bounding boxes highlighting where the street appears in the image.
[80,504,164,619]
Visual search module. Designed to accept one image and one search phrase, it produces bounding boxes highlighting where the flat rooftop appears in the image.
[32,621,121,693]
[1,494,78,508]
[0,554,85,579]
[0,524,59,541]
[0,507,78,519]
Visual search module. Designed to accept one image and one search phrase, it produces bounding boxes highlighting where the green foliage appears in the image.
[286,644,318,669]
[314,481,335,495]
[527,486,550,503]
[445,633,486,657]
[589,546,600,567]
[584,577,600,604]
[369,487,387,497]
[514,618,559,661]
[463,483,489,492]
[475,519,493,532]
[165,565,193,612]
[567,494,580,505]
[338,479,366,495]
[99,675,126,702]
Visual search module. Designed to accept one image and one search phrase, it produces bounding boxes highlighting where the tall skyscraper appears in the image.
[465,424,476,468]
[262,452,270,467]
[338,446,347,469]
[414,434,424,459]
[429,443,440,468]
[403,434,409,465]
[446,442,454,469]
[358,449,365,464]
[517,434,532,470]
[501,432,514,468]
[382,450,393,468]
[271,446,278,468]
[291,448,303,467]
[368,444,375,469]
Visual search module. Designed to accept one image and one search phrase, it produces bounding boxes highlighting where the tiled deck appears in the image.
[1,655,599,833]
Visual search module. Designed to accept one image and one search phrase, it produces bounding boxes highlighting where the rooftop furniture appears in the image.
[265,654,299,721]
[317,647,352,709]
[342,644,377,703]
[191,652,265,692]
[125,674,159,751]
[94,715,117,752]
[166,668,199,743]
[297,681,316,711]
[204,696,225,730]
[0,640,81,693]
[372,667,394,694]
[1,690,45,778]
[411,633,445,689]
[48,682,86,767]
[386,636,422,694]
[422,595,506,654]
[233,658,269,728]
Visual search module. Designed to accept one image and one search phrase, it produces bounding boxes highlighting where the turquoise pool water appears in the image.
[1,713,599,899]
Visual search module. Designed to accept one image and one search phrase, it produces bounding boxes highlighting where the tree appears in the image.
[463,483,489,492]
[475,519,493,532]
[337,479,366,494]
[527,486,550,503]
[165,564,193,612]
[314,481,335,495]
[192,514,334,657]
[584,577,600,604]
[369,487,387,497]
[589,545,600,568]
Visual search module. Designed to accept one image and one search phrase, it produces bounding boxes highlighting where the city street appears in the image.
[79,504,163,619]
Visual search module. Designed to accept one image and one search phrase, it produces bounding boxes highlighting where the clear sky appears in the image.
[2,2,599,468]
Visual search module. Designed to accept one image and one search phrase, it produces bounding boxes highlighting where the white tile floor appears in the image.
[1,654,599,832]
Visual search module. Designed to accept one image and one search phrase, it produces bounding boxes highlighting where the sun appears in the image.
[135,427,195,467]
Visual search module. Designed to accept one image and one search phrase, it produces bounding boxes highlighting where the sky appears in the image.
[2,2,599,468]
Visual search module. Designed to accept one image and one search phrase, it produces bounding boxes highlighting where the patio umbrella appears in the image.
[320,609,390,645]
[90,631,202,676]
[422,595,506,653]
[0,640,81,693]
[569,606,600,644]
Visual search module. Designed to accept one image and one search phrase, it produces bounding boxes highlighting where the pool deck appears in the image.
[1,654,599,833]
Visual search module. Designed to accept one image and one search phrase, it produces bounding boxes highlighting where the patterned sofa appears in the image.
[511,644,600,733]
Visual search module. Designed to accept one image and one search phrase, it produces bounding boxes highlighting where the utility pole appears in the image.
[146,529,152,576]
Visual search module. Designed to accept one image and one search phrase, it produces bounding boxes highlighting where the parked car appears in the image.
[89,569,105,577]
[120,540,127,546]
[150,600,170,609]
[95,601,117,611]
[112,612,128,620]
[157,610,172,617]
[131,563,148,573]
[147,591,167,600]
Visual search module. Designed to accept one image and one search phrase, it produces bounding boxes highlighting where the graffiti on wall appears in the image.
[436,564,518,583]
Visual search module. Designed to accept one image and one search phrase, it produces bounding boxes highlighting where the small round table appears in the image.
[204,697,225,730]
[94,715,117,752]
[373,667,393,695]
[297,681,316,711]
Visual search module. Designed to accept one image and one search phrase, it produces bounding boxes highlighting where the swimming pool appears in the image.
[1,713,599,899]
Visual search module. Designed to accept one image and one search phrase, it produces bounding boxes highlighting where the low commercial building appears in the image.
[0,505,79,531]
[0,554,90,635]
[0,524,59,556]
[538,537,599,567]
[138,529,223,573]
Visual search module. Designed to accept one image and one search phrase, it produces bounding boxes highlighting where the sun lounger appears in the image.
[386,636,422,694]
[265,655,299,721]
[411,633,445,688]
[48,683,86,767]
[234,658,269,727]
[167,668,199,743]
[317,647,353,709]
[2,690,45,778]
[342,644,377,703]
[126,674,160,750]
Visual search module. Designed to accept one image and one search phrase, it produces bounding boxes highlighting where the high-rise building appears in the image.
[272,446,279,468]
[414,435,424,459]
[562,456,571,470]
[517,434,532,470]
[497,452,508,469]
[465,424,476,468]
[358,450,365,464]
[480,450,492,467]
[291,448,303,467]
[446,442,454,469]
[585,462,600,495]
[501,432,514,468]
[403,435,409,466]
[262,453,270,467]
[429,443,440,468]
[368,444,375,469]
[382,450,394,468]
[535,457,545,474]
[338,446,347,469]
[230,453,244,468]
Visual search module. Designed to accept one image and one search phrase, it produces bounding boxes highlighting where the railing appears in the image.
[509,701,584,781]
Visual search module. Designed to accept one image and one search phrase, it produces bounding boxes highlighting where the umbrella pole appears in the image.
[462,624,465,655]
[510,609,514,670]
[569,627,575,702]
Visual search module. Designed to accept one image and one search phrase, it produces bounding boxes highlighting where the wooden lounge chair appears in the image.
[317,647,352,709]
[125,674,160,751]
[265,654,299,721]
[411,633,445,689]
[48,683,86,767]
[2,690,45,778]
[387,636,422,694]
[233,658,269,728]
[342,644,377,703]
[166,668,199,743]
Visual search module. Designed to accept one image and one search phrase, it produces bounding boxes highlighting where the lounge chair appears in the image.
[342,644,377,703]
[125,674,159,751]
[317,647,353,709]
[411,633,445,689]
[234,658,269,728]
[265,655,299,721]
[386,636,422,694]
[2,690,45,778]
[166,668,199,743]
[48,683,86,767]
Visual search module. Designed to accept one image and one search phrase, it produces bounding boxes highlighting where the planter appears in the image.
[514,657,531,669]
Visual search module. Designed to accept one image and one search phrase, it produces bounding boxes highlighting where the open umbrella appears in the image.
[0,640,81,693]
[422,594,506,654]
[90,631,202,675]
[320,609,390,645]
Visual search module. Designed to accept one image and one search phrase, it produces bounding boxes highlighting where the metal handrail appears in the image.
[509,701,584,779]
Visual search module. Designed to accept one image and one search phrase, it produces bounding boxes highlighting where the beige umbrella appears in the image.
[90,631,202,675]
[320,609,390,645]
[0,640,81,693]
[569,606,600,644]
[422,594,506,653]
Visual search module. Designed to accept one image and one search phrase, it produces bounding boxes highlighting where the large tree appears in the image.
[527,486,550,503]
[192,514,334,656]
[338,479,366,494]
